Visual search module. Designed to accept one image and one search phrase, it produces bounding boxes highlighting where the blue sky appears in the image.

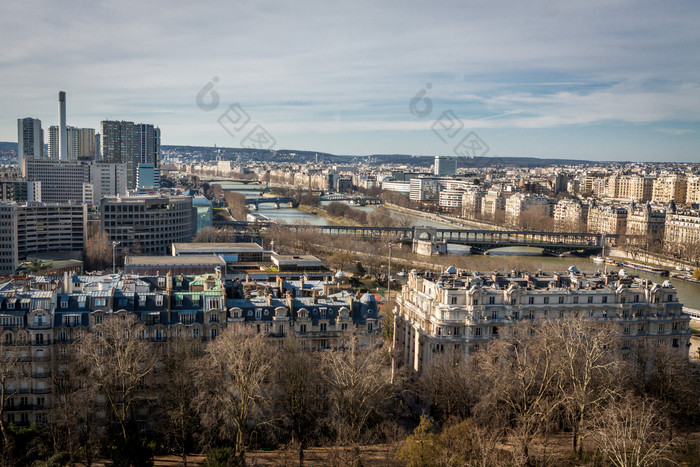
[1,0,699,161]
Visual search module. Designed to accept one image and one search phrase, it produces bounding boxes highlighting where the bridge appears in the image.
[320,194,383,206]
[210,221,613,255]
[246,197,298,209]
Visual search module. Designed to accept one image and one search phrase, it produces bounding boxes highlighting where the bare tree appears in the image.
[418,349,478,424]
[545,318,620,456]
[157,337,202,467]
[475,325,561,465]
[48,346,101,466]
[84,230,112,271]
[195,328,275,465]
[0,333,30,462]
[321,336,393,451]
[588,394,671,467]
[273,338,323,466]
[76,313,158,444]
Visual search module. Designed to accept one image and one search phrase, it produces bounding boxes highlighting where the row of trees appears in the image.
[0,315,394,467]
[410,318,699,465]
[224,191,250,221]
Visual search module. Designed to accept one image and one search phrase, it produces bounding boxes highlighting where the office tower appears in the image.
[24,160,90,203]
[100,195,193,255]
[94,133,101,159]
[0,201,87,275]
[136,164,160,190]
[137,124,160,166]
[47,126,58,159]
[100,121,160,190]
[17,118,44,172]
[58,91,67,161]
[0,204,18,275]
[434,155,457,176]
[89,162,127,204]
[77,128,96,158]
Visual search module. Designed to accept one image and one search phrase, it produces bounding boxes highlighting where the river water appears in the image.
[210,180,700,309]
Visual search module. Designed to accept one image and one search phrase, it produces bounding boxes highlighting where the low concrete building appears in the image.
[124,255,226,275]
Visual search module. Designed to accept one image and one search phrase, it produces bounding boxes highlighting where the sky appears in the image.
[1,0,700,162]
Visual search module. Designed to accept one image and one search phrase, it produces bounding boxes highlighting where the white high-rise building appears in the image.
[434,155,457,176]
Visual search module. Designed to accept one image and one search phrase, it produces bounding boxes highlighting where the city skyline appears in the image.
[1,0,700,162]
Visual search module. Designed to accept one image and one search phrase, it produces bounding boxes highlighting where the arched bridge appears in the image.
[246,197,298,210]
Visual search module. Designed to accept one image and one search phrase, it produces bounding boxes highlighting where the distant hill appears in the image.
[161,144,599,168]
[0,142,17,152]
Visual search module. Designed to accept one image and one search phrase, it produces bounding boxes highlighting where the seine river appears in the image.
[211,180,700,309]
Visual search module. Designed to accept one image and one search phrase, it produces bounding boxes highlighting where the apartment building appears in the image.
[553,199,588,232]
[0,271,382,427]
[587,203,627,237]
[626,203,665,248]
[686,177,700,205]
[461,190,486,218]
[394,268,691,372]
[664,209,700,256]
[409,177,441,201]
[652,175,687,204]
[504,193,553,227]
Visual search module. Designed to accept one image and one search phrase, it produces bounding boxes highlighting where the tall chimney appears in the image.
[58,91,67,160]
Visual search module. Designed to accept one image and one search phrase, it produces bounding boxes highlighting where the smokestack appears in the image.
[58,91,67,161]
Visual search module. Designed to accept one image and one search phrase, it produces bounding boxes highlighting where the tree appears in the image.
[545,318,620,456]
[475,325,561,465]
[157,337,202,467]
[273,338,323,466]
[195,328,275,465]
[419,349,478,424]
[76,313,159,446]
[588,394,671,467]
[321,336,393,450]
[0,332,30,462]
[84,231,112,271]
[395,415,440,467]
[48,346,101,466]
[327,251,355,272]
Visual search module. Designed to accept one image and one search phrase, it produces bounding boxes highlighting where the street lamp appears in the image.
[387,243,395,301]
[112,241,120,274]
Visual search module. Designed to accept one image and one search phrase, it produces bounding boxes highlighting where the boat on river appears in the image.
[622,261,669,276]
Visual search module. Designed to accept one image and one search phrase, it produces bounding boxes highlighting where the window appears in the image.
[621,297,626,303]
[667,294,673,302]
[299,324,306,334]
[155,295,163,306]
[511,298,517,305]
[491,310,498,319]
[587,296,594,303]
[638,324,645,333]
[320,308,327,318]
[513,311,520,320]
[475,327,482,336]
[528,297,534,304]
[543,297,549,304]
[492,326,499,336]
[60,301,68,309]
[488,297,495,305]
[558,296,564,304]
[672,322,679,331]
[320,323,327,332]
[528,310,535,320]
[95,298,106,307]
[255,309,261,320]
[573,296,579,304]
[341,323,348,331]
[451,297,458,305]
[658,324,665,333]
[473,299,478,306]
[623,326,630,334]
[634,295,639,303]
[35,334,44,345]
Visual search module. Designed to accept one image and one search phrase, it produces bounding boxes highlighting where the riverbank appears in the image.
[384,203,500,230]
[608,248,699,272]
[295,205,365,227]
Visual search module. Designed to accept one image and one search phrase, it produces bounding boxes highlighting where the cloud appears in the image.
[1,0,699,161]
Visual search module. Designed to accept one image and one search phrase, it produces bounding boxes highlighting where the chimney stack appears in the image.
[58,91,67,160]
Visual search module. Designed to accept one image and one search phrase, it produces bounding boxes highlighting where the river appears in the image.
[210,180,700,309]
